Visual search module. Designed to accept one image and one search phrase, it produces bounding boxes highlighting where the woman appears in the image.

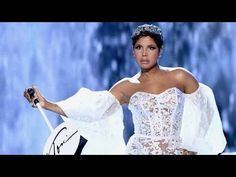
[24,24,227,155]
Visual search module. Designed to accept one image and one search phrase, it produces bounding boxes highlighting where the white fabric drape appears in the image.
[180,83,227,154]
[56,88,126,154]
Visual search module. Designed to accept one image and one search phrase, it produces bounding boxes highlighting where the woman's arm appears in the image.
[24,86,67,117]
[24,82,130,122]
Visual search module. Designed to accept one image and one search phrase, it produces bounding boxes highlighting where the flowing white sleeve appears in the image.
[180,83,227,154]
[55,88,126,154]
[56,88,120,122]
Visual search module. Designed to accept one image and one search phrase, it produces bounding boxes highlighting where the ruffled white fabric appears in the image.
[56,88,119,122]
[180,83,227,154]
[56,68,226,155]
[56,88,126,154]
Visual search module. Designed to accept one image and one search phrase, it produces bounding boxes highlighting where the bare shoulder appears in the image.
[110,80,131,92]
[170,67,193,78]
[161,66,192,76]
[169,67,199,94]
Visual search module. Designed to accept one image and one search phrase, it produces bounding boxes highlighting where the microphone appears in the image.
[27,88,39,105]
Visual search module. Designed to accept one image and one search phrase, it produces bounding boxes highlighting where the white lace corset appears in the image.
[127,87,185,154]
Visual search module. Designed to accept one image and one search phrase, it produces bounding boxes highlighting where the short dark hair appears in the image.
[131,24,164,51]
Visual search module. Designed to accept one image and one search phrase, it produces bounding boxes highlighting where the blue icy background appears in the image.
[0,22,235,154]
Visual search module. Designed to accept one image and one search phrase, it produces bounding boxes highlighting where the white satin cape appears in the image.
[56,68,227,155]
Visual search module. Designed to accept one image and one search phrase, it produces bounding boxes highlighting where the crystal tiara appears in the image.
[132,24,163,38]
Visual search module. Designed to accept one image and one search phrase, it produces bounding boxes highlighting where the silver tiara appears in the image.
[132,24,163,38]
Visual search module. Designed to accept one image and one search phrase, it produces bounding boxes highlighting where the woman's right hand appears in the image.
[24,86,47,108]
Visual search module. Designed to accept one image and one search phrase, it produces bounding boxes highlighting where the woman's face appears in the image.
[133,36,160,70]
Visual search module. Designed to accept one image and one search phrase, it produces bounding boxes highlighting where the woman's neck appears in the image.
[139,64,161,81]
[141,64,161,78]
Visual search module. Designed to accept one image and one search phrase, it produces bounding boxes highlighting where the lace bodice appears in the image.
[127,87,185,155]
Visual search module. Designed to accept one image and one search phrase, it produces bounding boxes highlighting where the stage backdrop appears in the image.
[0,22,235,154]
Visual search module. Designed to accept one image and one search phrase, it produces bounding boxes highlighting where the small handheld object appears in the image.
[27,88,39,104]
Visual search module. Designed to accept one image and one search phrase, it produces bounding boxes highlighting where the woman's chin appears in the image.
[140,64,156,70]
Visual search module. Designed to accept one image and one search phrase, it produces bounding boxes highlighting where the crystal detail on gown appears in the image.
[127,87,185,155]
